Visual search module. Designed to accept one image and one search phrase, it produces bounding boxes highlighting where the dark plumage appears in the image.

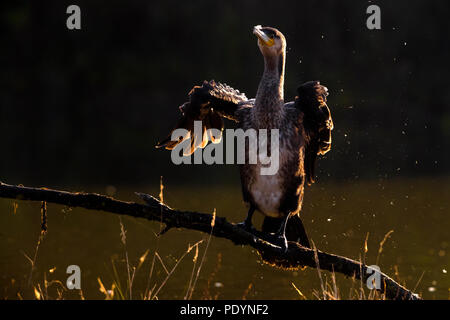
[156,26,333,251]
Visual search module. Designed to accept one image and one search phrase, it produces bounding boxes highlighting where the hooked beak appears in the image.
[253,25,274,47]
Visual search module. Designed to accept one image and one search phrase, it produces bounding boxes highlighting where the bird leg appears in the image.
[236,205,256,232]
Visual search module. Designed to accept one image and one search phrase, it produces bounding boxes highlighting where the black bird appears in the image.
[157,26,333,251]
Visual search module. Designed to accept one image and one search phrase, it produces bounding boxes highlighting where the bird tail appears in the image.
[262,215,311,248]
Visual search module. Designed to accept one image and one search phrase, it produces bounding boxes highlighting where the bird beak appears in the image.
[253,25,274,47]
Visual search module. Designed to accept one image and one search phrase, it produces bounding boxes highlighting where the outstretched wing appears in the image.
[156,80,250,155]
[295,81,334,185]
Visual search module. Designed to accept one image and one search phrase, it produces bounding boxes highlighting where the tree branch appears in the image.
[0,181,420,300]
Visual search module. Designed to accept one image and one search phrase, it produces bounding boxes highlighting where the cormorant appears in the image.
[156,26,333,251]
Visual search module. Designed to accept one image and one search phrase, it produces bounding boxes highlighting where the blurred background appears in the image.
[0,1,448,299]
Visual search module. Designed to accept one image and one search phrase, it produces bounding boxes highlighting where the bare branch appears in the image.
[0,181,421,300]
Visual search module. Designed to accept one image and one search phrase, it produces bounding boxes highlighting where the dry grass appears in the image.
[96,179,216,300]
[290,230,423,300]
[13,179,217,300]
[24,229,404,300]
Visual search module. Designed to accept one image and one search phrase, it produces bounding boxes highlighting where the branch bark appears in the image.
[0,181,420,300]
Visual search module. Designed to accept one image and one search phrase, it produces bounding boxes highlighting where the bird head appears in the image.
[253,25,286,59]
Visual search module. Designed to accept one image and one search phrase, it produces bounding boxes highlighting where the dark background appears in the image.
[1,0,449,187]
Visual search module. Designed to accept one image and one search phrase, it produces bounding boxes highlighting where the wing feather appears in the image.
[295,81,334,185]
[156,80,249,155]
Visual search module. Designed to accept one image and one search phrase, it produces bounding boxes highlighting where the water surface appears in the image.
[0,177,448,299]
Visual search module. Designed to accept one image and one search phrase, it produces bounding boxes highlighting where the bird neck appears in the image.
[254,52,285,124]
